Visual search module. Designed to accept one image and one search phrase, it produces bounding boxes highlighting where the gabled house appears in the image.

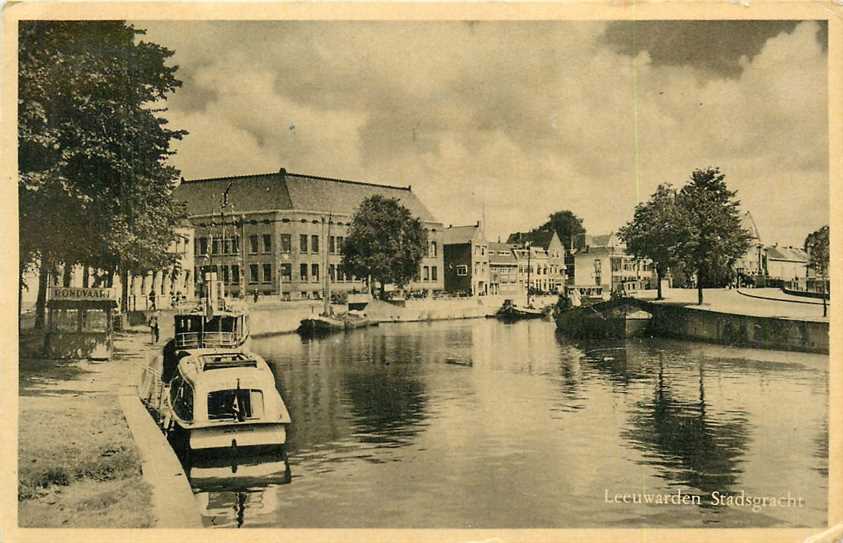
[506,230,567,293]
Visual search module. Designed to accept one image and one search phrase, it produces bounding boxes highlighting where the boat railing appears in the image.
[175,331,240,349]
[139,365,166,413]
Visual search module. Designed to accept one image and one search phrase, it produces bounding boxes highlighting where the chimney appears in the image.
[279,167,287,178]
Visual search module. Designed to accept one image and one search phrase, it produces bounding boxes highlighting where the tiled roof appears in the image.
[442,224,482,245]
[174,173,293,217]
[766,246,808,262]
[174,169,439,223]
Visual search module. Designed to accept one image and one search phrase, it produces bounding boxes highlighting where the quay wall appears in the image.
[637,301,829,354]
[152,295,560,339]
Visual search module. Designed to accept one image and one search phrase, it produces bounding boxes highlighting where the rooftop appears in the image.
[174,168,438,223]
[442,223,483,245]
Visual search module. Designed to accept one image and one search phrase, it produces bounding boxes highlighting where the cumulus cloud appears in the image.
[139,20,828,246]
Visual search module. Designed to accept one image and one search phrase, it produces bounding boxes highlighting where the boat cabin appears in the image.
[174,308,249,350]
[168,351,290,429]
[45,287,117,360]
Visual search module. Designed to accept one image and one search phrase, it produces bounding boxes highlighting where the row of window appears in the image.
[414,265,439,282]
[197,263,361,285]
[196,234,349,257]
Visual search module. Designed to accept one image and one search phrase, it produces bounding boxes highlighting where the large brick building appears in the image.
[173,168,445,300]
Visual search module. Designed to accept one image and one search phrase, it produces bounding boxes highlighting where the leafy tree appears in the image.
[618,184,685,300]
[675,167,752,305]
[533,210,585,250]
[341,195,428,299]
[804,225,829,317]
[19,21,187,324]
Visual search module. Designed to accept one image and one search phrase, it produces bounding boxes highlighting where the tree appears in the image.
[618,184,685,300]
[341,195,428,299]
[804,225,829,317]
[19,21,187,324]
[533,210,585,250]
[675,167,753,305]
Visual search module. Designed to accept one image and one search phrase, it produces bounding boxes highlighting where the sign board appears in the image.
[49,287,115,301]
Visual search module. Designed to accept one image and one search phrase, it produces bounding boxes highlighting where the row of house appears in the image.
[45,166,789,308]
[152,168,661,304]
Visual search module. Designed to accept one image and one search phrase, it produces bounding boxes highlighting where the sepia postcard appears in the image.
[1,2,840,543]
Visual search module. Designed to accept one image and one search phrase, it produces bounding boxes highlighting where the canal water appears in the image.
[188,319,828,528]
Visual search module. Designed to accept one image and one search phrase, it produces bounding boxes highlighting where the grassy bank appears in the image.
[18,341,155,527]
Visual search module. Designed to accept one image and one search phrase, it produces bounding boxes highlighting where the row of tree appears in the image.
[618,167,753,304]
[19,21,187,327]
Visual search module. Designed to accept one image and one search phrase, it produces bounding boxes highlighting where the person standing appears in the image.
[148,289,157,311]
[148,313,159,343]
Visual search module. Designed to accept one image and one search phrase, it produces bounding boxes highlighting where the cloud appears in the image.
[139,20,828,247]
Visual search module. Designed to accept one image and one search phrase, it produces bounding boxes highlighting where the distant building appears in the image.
[174,168,444,300]
[572,233,654,295]
[488,242,519,296]
[507,231,567,294]
[765,245,809,290]
[734,210,765,282]
[442,222,489,296]
[507,230,567,292]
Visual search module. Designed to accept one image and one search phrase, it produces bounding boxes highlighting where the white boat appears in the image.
[163,348,291,452]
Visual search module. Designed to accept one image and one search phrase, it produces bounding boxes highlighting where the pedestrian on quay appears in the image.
[148,313,160,343]
[253,290,259,304]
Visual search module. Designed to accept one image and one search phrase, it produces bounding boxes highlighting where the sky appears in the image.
[136,20,829,248]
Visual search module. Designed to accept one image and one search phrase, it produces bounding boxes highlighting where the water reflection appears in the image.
[196,319,829,528]
[621,354,750,500]
[186,448,292,528]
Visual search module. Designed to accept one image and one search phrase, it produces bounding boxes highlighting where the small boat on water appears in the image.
[496,299,546,320]
[163,349,291,453]
[555,299,652,339]
[297,310,375,336]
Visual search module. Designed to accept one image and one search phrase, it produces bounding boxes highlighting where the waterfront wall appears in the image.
[638,301,829,354]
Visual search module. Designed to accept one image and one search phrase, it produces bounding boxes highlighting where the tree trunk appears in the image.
[379,280,386,300]
[82,266,90,288]
[34,259,49,329]
[120,269,130,314]
[656,269,663,300]
[697,268,704,305]
[106,270,114,288]
[62,264,72,287]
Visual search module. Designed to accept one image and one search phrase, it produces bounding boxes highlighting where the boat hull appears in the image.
[496,302,546,320]
[555,301,652,339]
[186,422,288,450]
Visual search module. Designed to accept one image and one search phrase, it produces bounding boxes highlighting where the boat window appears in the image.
[207,389,264,421]
[170,377,194,421]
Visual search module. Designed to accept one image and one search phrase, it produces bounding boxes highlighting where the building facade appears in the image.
[173,168,445,300]
[572,233,653,295]
[488,242,519,296]
[507,231,567,293]
[765,245,809,290]
[442,223,489,296]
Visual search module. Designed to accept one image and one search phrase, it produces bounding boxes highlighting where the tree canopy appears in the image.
[19,21,187,319]
[532,210,585,249]
[341,195,428,298]
[675,167,752,304]
[618,184,684,300]
[804,225,829,277]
